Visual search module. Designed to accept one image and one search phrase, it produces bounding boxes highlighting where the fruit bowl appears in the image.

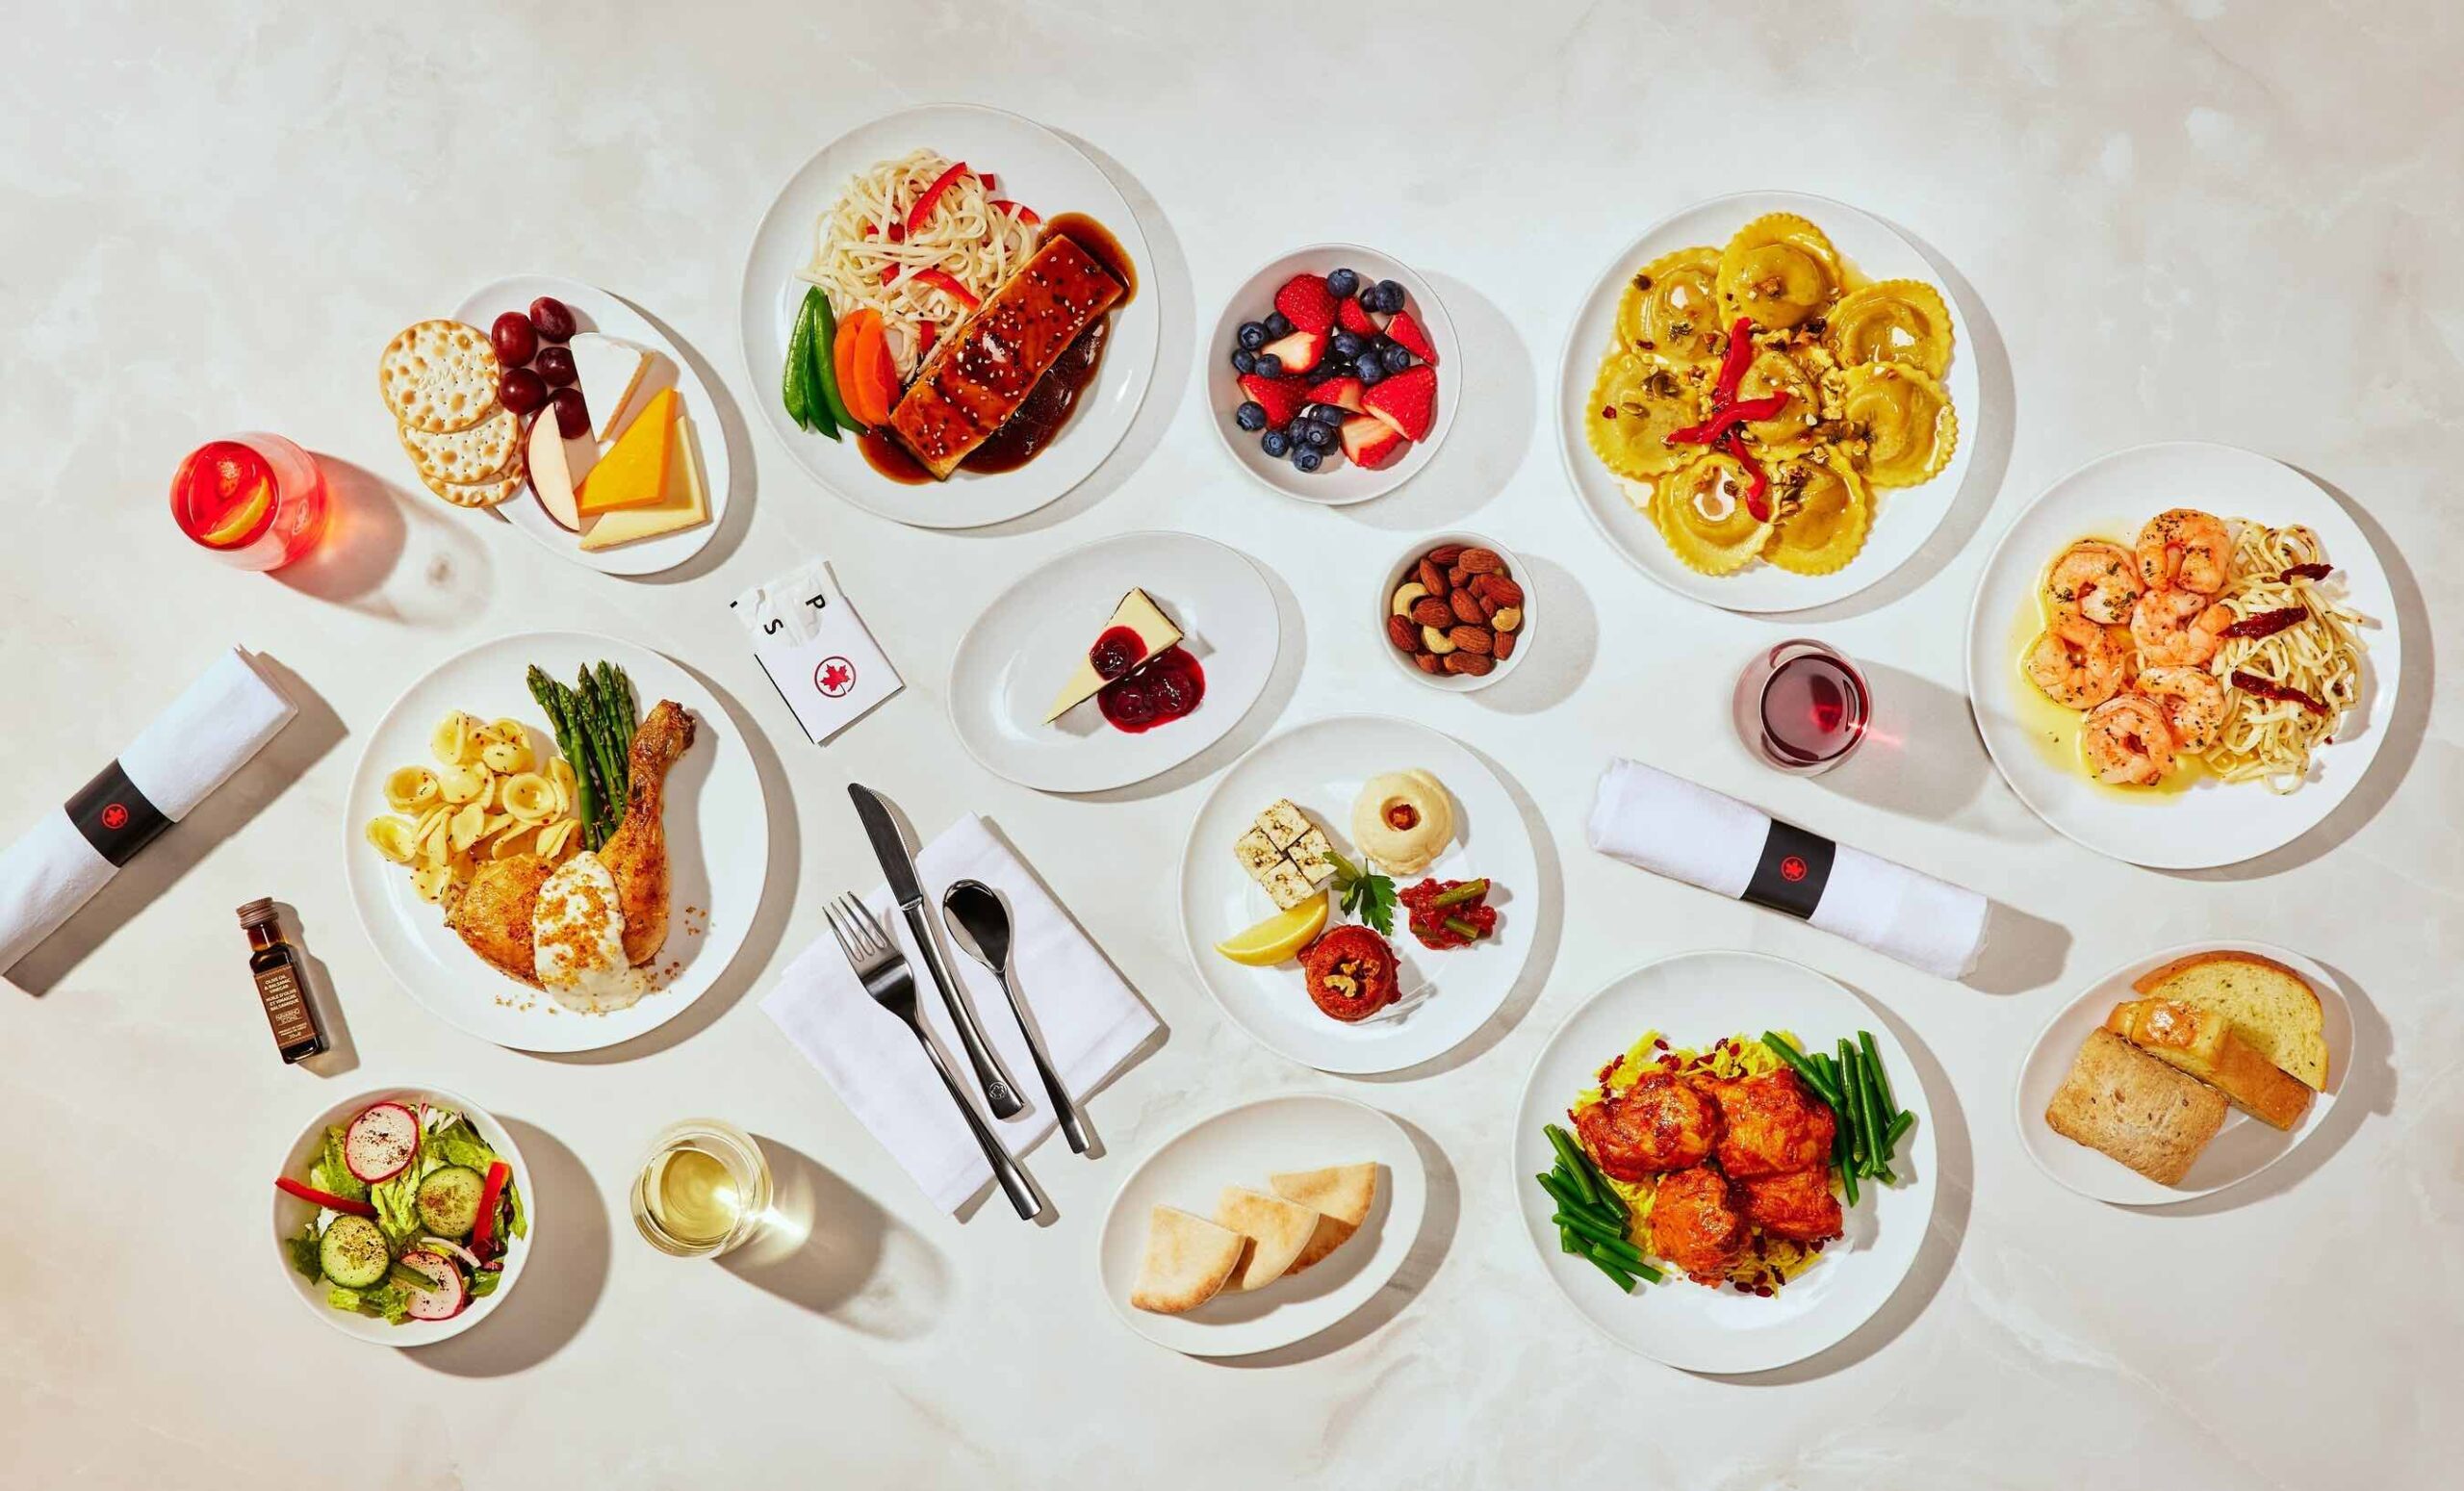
[1207,244,1459,506]
[1376,532,1529,693]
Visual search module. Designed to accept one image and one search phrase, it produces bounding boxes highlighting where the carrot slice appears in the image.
[834,311,876,426]
[849,313,901,426]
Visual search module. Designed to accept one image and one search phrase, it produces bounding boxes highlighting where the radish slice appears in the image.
[345,1101,420,1183]
[422,1236,484,1271]
[396,1250,468,1321]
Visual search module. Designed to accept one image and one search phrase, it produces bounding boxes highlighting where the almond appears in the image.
[1477,594,1499,620]
[1421,625,1457,656]
[1494,630,1516,659]
[1391,580,1428,617]
[1449,625,1493,655]
[1444,651,1495,677]
[1414,651,1444,674]
[1448,564,1468,588]
[1425,544,1465,566]
[1450,589,1484,626]
[1477,574,1524,606]
[1458,547,1505,575]
[1492,605,1522,633]
[1411,597,1453,629]
[1417,559,1448,595]
[1386,614,1420,653]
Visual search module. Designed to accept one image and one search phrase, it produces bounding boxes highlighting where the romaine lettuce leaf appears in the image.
[308,1126,369,1203]
[429,1122,498,1174]
[287,1229,324,1282]
[370,1169,424,1245]
[505,1175,529,1241]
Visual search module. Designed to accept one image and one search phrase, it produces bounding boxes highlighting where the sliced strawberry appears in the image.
[1361,363,1437,442]
[1273,274,1338,335]
[1339,413,1408,470]
[1337,296,1381,336]
[1305,374,1366,412]
[1237,373,1306,427]
[1384,309,1438,365]
[1258,329,1324,375]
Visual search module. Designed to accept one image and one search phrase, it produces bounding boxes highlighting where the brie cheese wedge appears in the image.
[1045,588,1182,723]
[569,332,653,443]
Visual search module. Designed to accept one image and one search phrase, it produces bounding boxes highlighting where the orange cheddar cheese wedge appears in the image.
[576,387,678,515]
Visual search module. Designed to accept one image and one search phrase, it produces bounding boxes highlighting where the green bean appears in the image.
[1559,1220,1647,1271]
[1552,1206,1632,1252]
[1838,1147,1860,1207]
[1535,1170,1605,1222]
[1763,1031,1842,1108]
[1886,1110,1915,1149]
[1578,1247,1637,1293]
[1559,1222,1581,1255]
[1838,1039,1869,1174]
[1859,1032,1897,1116]
[1543,1125,1599,1206]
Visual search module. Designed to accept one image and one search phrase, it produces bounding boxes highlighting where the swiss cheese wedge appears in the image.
[577,387,678,515]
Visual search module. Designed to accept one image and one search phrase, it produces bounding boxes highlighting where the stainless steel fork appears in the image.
[826,892,1040,1220]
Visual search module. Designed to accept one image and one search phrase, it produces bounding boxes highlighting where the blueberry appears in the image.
[1237,321,1268,351]
[1354,356,1386,387]
[1261,428,1292,458]
[1253,353,1282,378]
[1330,330,1363,359]
[1300,420,1334,450]
[1230,347,1256,374]
[1381,343,1413,373]
[1325,267,1360,299]
[1293,447,1323,473]
[1263,311,1292,339]
[1235,400,1267,431]
[1370,279,1407,314]
[1313,404,1348,425]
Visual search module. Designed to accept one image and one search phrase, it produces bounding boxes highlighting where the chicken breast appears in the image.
[1736,1166,1845,1244]
[1706,1067,1836,1178]
[1649,1164,1751,1283]
[1573,1073,1722,1181]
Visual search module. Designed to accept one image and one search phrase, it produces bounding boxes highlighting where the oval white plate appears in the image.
[1096,1093,1425,1357]
[2014,940,2348,1205]
[450,274,732,577]
[1555,191,1978,612]
[738,104,1158,528]
[343,631,768,1052]
[1176,715,1539,1073]
[1964,442,2400,868]
[1512,951,1938,1375]
[1205,244,1460,506]
[272,1086,533,1347]
[948,531,1281,793]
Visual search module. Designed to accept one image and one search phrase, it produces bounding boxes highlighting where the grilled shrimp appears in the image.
[2044,540,2143,626]
[2025,615,2128,709]
[2137,666,2228,753]
[2131,587,2235,667]
[2080,694,2177,786]
[2135,508,2233,594]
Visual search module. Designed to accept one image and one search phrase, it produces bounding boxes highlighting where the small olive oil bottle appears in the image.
[238,898,327,1063]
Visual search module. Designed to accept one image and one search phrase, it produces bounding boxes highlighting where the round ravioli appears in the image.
[1614,247,1724,365]
[1716,214,1841,331]
[1652,452,1776,575]
[1824,279,1953,378]
[1735,347,1824,452]
[1763,451,1871,576]
[1585,353,1706,479]
[1835,364,1957,488]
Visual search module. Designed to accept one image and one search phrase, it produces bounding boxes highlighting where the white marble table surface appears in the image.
[6,2,2459,1486]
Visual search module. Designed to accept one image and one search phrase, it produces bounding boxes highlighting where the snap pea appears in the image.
[782,296,816,431]
[806,289,859,435]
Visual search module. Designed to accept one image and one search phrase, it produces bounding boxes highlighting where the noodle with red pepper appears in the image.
[2203,522,2369,791]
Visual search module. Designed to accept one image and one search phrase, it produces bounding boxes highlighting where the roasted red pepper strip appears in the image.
[1710,316,1758,405]
[1666,393,1789,448]
[905,160,970,235]
[916,321,938,359]
[989,198,1040,226]
[1719,429,1771,522]
[275,1176,377,1219]
[2279,562,2333,582]
[470,1160,511,1253]
[2219,605,2307,640]
[912,267,980,312]
[2230,670,2327,714]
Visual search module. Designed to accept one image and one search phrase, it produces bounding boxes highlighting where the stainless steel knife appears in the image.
[847,784,1023,1118]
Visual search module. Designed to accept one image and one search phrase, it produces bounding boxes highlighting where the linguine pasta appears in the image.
[2201,522,2369,792]
[798,149,1038,378]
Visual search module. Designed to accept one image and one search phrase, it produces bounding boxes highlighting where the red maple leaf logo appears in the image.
[101,804,130,831]
[1780,855,1809,883]
[815,656,856,698]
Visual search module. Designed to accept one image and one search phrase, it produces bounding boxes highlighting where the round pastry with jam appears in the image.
[1299,924,1400,1022]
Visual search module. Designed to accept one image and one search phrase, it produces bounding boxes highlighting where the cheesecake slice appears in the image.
[1045,588,1182,723]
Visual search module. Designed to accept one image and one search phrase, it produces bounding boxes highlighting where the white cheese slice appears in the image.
[1043,588,1184,723]
[569,332,653,444]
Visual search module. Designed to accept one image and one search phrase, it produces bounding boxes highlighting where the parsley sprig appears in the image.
[1326,850,1397,936]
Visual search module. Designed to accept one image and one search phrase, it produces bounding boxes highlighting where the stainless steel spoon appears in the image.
[940,879,1089,1154]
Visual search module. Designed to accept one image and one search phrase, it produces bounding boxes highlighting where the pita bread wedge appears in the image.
[1130,1206,1245,1314]
[1270,1163,1379,1274]
[1216,1187,1322,1292]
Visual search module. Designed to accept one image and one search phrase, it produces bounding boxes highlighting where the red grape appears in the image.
[549,387,590,439]
[498,366,547,415]
[527,296,577,343]
[490,311,536,368]
[534,346,577,387]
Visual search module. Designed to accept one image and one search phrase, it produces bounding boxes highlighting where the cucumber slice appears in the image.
[319,1214,389,1289]
[415,1165,485,1238]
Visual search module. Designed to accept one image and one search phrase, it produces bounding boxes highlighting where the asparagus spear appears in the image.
[526,667,598,842]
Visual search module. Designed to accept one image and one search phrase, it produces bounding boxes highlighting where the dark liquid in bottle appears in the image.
[1759,656,1868,765]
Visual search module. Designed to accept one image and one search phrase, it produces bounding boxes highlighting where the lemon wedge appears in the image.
[1214,894,1329,966]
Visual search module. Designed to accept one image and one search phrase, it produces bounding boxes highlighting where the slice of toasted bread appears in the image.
[2105,999,2314,1131]
[2132,950,2326,1091]
[2045,1028,2227,1185]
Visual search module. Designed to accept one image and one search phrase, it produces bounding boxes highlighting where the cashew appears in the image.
[1390,581,1428,618]
[1421,625,1457,656]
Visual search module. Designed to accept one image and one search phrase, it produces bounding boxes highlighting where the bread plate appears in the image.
[2014,939,2348,1205]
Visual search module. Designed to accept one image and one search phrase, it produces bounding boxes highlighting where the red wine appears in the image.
[1758,655,1868,765]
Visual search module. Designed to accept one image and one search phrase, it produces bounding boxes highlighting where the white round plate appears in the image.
[739,104,1158,528]
[1512,951,1938,1374]
[1176,715,1539,1074]
[1096,1093,1425,1357]
[1556,191,1978,612]
[272,1086,534,1347]
[948,531,1281,793]
[2014,940,2348,1205]
[1964,442,2400,868]
[451,274,732,577]
[1205,244,1459,505]
[343,631,768,1052]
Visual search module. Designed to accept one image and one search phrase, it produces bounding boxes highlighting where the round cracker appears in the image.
[399,404,521,486]
[419,447,526,508]
[379,320,500,433]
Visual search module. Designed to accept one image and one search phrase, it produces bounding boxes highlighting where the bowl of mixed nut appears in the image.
[1378,533,1529,692]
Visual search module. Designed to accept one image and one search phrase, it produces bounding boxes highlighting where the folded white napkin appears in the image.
[1587,758,1988,980]
[0,648,296,975]
[761,814,1157,1211]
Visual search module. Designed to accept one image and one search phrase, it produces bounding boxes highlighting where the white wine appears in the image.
[630,1120,773,1257]
[648,1146,742,1247]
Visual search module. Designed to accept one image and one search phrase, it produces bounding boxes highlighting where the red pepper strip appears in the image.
[1666,393,1788,448]
[2219,604,2307,640]
[2279,562,2333,582]
[905,160,970,235]
[1710,316,1758,405]
[977,172,998,193]
[470,1160,511,1253]
[989,198,1040,226]
[913,267,980,312]
[2230,670,2327,714]
[275,1176,377,1219]
[916,321,939,359]
[1720,429,1771,522]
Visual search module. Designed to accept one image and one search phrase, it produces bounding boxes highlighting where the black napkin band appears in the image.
[66,759,169,866]
[1742,819,1835,920]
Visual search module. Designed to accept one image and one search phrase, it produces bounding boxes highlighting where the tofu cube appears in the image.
[1233,828,1283,881]
[1260,859,1316,912]
[1258,799,1313,850]
[1288,827,1335,886]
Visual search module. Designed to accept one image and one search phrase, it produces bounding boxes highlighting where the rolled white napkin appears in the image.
[1587,758,1988,980]
[761,813,1158,1212]
[0,648,297,975]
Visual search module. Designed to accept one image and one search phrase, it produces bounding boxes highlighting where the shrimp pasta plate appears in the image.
[1965,443,2400,869]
